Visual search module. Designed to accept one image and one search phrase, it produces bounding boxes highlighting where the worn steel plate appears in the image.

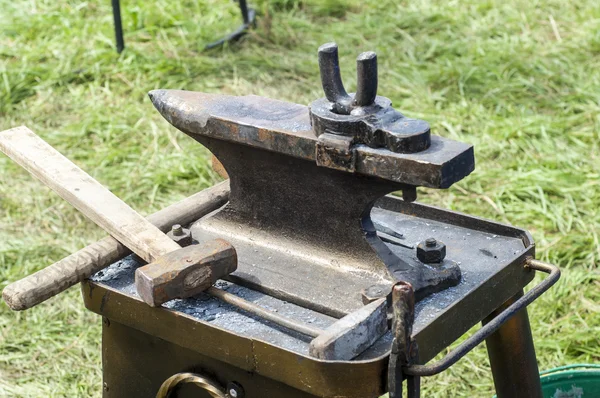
[83,196,535,397]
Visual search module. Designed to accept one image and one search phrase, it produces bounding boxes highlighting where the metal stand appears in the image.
[484,291,543,398]
[110,0,255,53]
[204,0,256,50]
[111,0,124,53]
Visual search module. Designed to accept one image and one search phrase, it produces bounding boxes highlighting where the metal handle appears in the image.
[156,372,227,398]
[403,258,560,377]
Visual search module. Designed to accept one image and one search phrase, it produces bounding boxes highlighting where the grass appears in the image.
[0,0,599,396]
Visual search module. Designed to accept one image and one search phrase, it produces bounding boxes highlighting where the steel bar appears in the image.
[484,292,543,398]
[204,1,255,50]
[403,259,560,376]
[354,51,378,107]
[388,282,415,398]
[317,42,350,106]
[239,0,250,24]
[207,287,324,338]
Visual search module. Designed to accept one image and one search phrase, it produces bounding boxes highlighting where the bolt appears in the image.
[167,224,193,246]
[226,382,244,398]
[103,382,109,392]
[416,238,446,264]
[361,284,392,305]
[171,224,184,236]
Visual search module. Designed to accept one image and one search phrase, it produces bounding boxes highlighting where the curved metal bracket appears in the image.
[111,0,255,53]
[402,258,561,377]
[156,372,226,398]
[205,1,256,50]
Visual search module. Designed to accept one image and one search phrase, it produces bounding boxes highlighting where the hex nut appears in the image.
[416,238,446,264]
[166,224,193,246]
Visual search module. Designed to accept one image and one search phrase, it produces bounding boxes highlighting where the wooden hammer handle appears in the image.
[1,175,229,310]
[0,126,181,263]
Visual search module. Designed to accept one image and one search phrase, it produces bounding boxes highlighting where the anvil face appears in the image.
[149,90,475,189]
[148,89,477,314]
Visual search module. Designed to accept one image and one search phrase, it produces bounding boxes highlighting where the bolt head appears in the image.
[171,224,184,236]
[226,382,244,398]
[167,225,192,246]
[361,284,392,304]
[417,238,446,264]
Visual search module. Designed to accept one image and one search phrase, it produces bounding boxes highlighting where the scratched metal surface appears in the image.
[90,254,394,359]
[90,203,528,361]
[371,207,527,330]
[149,90,474,189]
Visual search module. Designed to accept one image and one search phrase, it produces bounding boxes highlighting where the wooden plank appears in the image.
[2,181,230,310]
[0,126,179,262]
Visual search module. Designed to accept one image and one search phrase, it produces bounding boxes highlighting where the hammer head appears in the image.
[135,239,237,307]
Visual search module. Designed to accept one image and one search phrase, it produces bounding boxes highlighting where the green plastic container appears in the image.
[492,364,600,398]
[539,364,600,398]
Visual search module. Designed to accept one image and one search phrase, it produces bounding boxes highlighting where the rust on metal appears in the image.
[135,239,237,307]
[148,89,474,189]
[388,282,416,398]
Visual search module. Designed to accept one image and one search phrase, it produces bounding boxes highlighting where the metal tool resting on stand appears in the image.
[1,43,560,398]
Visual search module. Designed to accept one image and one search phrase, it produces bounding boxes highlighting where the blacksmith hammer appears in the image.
[0,126,237,307]
[0,126,389,360]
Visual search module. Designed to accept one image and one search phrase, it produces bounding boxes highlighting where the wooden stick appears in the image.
[3,181,229,311]
[0,126,230,310]
[0,126,183,263]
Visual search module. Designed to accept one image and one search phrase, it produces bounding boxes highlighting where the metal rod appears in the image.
[204,2,255,50]
[318,42,350,106]
[484,290,543,398]
[388,282,415,398]
[207,287,324,338]
[354,51,378,107]
[403,259,560,376]
[111,0,125,53]
[239,0,250,24]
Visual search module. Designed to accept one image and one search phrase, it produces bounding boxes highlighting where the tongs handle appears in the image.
[403,258,560,377]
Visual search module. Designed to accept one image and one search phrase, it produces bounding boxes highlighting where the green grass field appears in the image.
[1,0,599,396]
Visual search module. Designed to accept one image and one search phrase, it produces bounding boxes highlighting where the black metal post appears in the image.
[483,291,543,398]
[204,0,255,49]
[239,0,250,24]
[111,0,125,53]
